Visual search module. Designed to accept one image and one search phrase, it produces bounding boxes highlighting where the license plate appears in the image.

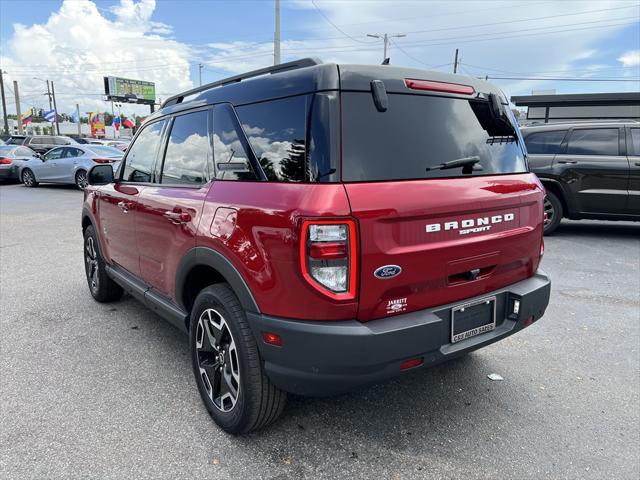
[451,296,496,343]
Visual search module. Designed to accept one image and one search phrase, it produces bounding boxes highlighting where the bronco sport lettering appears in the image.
[426,213,516,235]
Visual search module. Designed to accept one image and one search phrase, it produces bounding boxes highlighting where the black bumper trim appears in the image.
[246,270,551,396]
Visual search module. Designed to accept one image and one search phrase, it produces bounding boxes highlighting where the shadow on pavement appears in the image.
[552,220,640,239]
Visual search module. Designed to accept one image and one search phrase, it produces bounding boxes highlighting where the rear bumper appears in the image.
[0,166,18,180]
[247,269,551,396]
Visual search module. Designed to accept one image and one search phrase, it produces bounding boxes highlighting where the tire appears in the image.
[543,190,563,235]
[75,170,88,190]
[83,225,123,302]
[22,169,38,187]
[190,284,286,434]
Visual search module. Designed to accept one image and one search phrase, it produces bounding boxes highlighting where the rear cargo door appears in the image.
[340,91,544,321]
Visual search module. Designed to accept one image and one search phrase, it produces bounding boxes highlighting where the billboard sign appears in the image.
[104,76,156,105]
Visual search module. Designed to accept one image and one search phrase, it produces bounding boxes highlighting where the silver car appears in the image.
[0,145,40,181]
[19,145,123,189]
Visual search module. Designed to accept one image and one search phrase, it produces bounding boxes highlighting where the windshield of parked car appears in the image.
[341,92,527,181]
[88,146,124,157]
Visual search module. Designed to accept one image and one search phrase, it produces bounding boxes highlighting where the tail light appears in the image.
[300,219,357,300]
[0,157,12,165]
[404,78,475,95]
[93,158,114,164]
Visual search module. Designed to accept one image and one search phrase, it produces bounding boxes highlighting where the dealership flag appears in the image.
[113,115,120,130]
[20,108,33,126]
[72,110,79,123]
[123,118,135,129]
[44,109,56,122]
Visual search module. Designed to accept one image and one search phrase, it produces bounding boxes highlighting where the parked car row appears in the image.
[19,145,124,189]
[0,134,130,154]
[522,122,639,234]
[0,134,129,188]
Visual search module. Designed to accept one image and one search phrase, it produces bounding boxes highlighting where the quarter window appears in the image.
[160,110,210,185]
[122,121,165,183]
[566,128,619,156]
[236,96,308,182]
[213,104,258,181]
[524,130,567,154]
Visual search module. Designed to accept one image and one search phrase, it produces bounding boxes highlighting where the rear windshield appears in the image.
[342,92,527,182]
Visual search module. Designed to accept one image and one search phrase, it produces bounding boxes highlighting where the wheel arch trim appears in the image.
[176,246,260,315]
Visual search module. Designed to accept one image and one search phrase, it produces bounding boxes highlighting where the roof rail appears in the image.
[161,57,322,108]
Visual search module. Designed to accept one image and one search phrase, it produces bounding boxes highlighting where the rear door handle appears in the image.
[557,160,578,164]
[635,162,640,167]
[163,209,192,224]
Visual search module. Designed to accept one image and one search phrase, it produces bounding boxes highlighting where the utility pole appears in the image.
[50,81,60,135]
[76,104,81,136]
[45,80,53,111]
[0,70,9,135]
[453,48,459,74]
[367,33,406,63]
[198,63,203,86]
[14,80,23,135]
[274,0,281,65]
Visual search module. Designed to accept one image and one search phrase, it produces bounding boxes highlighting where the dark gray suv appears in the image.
[522,122,640,234]
[20,135,79,154]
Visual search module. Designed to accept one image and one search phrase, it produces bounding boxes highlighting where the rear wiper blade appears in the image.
[426,156,481,172]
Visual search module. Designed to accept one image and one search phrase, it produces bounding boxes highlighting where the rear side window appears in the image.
[629,128,640,156]
[236,96,308,182]
[44,148,64,160]
[160,110,210,185]
[54,137,70,145]
[213,104,258,181]
[122,121,165,183]
[342,92,526,182]
[16,147,33,157]
[566,128,619,156]
[524,130,567,154]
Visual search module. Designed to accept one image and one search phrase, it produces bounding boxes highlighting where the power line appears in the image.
[310,0,377,44]
[389,38,452,69]
[401,4,639,36]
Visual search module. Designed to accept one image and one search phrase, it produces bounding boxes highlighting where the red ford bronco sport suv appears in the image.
[82,58,551,434]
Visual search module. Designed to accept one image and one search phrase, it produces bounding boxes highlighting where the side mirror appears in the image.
[88,164,114,186]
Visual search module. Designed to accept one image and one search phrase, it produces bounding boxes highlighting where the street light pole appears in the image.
[50,81,60,135]
[367,33,406,63]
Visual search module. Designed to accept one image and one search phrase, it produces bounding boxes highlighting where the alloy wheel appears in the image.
[195,308,240,412]
[76,171,88,189]
[85,236,99,292]
[23,170,34,187]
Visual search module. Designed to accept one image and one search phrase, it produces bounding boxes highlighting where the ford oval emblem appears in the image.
[374,265,402,279]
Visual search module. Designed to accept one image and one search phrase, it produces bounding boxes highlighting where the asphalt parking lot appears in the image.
[1,183,638,480]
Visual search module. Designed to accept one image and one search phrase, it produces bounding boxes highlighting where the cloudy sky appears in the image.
[0,0,638,116]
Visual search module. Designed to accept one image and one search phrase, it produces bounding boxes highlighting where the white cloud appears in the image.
[0,0,192,116]
[618,50,640,66]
